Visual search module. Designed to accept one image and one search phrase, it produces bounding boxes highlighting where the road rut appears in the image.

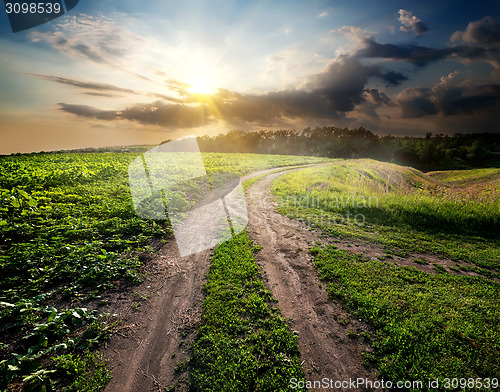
[246,169,377,389]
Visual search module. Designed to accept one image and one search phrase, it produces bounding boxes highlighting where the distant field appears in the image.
[0,152,327,391]
[272,160,500,387]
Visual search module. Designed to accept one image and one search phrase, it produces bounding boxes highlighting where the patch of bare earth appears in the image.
[100,243,209,392]
[246,170,378,391]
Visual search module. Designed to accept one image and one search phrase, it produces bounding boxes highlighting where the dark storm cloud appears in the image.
[210,89,344,125]
[381,71,408,86]
[304,56,405,109]
[305,56,381,111]
[395,73,500,118]
[434,84,500,116]
[395,88,436,118]
[451,17,500,45]
[398,9,429,37]
[119,102,212,128]
[30,73,136,93]
[450,17,500,72]
[58,101,211,128]
[356,36,500,70]
[364,89,391,106]
[357,39,449,67]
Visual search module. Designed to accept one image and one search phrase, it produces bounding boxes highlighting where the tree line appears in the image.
[191,127,499,171]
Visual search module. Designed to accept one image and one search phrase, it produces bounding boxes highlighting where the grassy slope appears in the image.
[0,152,325,391]
[272,160,500,389]
[273,159,500,269]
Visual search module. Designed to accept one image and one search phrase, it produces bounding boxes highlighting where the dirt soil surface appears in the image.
[102,165,379,392]
[100,165,316,392]
[101,243,209,392]
[246,169,378,391]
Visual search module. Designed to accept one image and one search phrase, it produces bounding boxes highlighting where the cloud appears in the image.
[398,9,429,37]
[395,72,500,118]
[29,14,156,70]
[395,87,436,118]
[164,79,192,96]
[29,72,186,103]
[382,71,408,86]
[58,103,118,120]
[431,72,500,116]
[450,17,500,75]
[451,17,500,45]
[29,73,136,93]
[58,101,212,128]
[356,37,500,72]
[357,39,448,67]
[84,92,119,97]
[355,89,393,122]
[364,89,391,106]
[332,25,374,42]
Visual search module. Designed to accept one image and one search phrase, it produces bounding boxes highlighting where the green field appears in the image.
[1,152,498,391]
[0,152,326,391]
[272,160,500,388]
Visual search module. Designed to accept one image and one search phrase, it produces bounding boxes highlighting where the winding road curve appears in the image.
[103,165,376,391]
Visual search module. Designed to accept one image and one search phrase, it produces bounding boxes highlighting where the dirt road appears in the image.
[102,243,208,392]
[101,165,314,392]
[102,165,377,391]
[246,169,377,388]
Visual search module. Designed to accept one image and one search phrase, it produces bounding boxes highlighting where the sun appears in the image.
[187,76,218,95]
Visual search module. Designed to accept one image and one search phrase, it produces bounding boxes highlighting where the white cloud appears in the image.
[30,14,159,76]
[398,9,429,37]
[332,26,373,42]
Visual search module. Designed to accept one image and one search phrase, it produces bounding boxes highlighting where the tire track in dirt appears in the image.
[101,165,315,392]
[102,244,209,392]
[246,169,378,390]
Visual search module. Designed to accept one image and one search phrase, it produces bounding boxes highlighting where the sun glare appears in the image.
[188,76,218,95]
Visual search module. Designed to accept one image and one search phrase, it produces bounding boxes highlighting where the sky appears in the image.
[1,0,500,153]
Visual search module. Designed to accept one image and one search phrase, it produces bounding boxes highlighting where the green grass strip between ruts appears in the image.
[189,232,306,392]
